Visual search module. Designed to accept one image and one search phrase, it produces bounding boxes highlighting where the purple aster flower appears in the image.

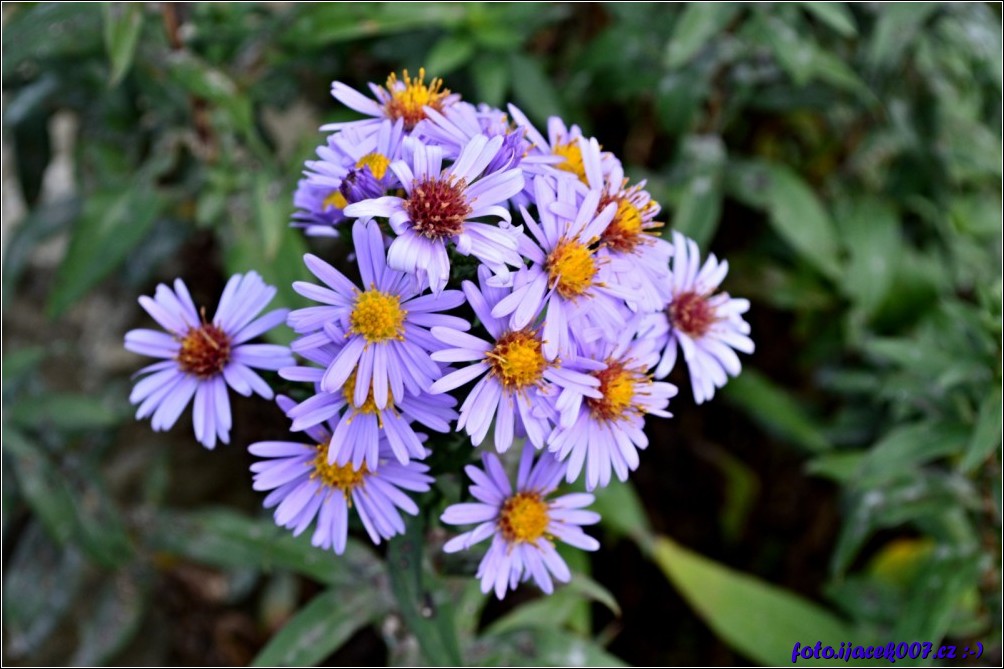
[413,101,559,177]
[250,396,433,554]
[287,219,469,410]
[441,445,600,599]
[506,104,619,186]
[549,321,677,490]
[342,134,525,294]
[648,232,755,404]
[429,267,600,453]
[293,120,406,236]
[125,272,293,449]
[324,68,461,135]
[491,176,633,360]
[279,340,458,469]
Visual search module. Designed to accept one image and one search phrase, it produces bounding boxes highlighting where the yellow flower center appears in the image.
[178,321,231,378]
[599,193,662,253]
[323,190,348,211]
[341,370,395,416]
[349,289,406,343]
[487,330,549,390]
[499,492,550,544]
[384,68,450,130]
[546,239,597,299]
[587,360,643,422]
[356,152,391,180]
[553,139,587,182]
[311,441,367,499]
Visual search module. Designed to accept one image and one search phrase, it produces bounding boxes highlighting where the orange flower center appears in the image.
[177,323,231,378]
[487,330,549,390]
[499,492,550,543]
[384,68,450,130]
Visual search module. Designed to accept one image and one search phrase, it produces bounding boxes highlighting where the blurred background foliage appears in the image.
[2,2,1001,666]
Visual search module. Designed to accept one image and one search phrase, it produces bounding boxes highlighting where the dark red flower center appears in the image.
[404,177,471,240]
[178,324,231,378]
[669,291,715,337]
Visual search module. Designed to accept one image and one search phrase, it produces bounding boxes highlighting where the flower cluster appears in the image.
[124,68,754,600]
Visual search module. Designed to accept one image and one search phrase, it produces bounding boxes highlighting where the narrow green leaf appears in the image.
[425,35,476,76]
[474,628,627,666]
[484,574,620,636]
[509,53,564,123]
[670,135,725,249]
[2,346,46,385]
[665,4,741,68]
[763,164,841,279]
[48,186,164,317]
[9,392,122,432]
[960,388,1003,472]
[148,509,381,586]
[837,198,900,316]
[652,535,854,665]
[2,523,86,659]
[723,369,830,452]
[166,51,255,138]
[386,518,463,665]
[251,588,388,667]
[5,430,78,545]
[855,421,969,486]
[471,55,510,108]
[867,3,939,67]
[800,2,857,37]
[102,2,144,86]
[592,478,653,549]
[70,569,148,665]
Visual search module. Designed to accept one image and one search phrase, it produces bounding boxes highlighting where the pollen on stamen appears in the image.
[177,321,232,378]
[486,330,549,391]
[546,239,598,299]
[349,288,406,343]
[311,441,367,500]
[384,68,450,130]
[356,152,391,180]
[552,139,587,183]
[498,492,550,544]
[586,360,644,422]
[404,177,471,239]
[669,291,716,338]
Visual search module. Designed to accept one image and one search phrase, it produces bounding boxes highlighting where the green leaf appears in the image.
[2,346,46,385]
[800,2,857,37]
[281,3,466,46]
[867,3,939,67]
[474,629,627,666]
[665,4,742,68]
[592,478,654,549]
[386,518,463,665]
[48,185,164,317]
[425,35,476,76]
[652,535,854,665]
[762,164,841,279]
[484,574,620,636]
[2,522,87,659]
[148,509,381,586]
[166,51,256,140]
[509,53,564,123]
[5,430,79,545]
[251,587,388,666]
[70,569,148,665]
[960,388,1003,472]
[723,369,830,453]
[471,55,510,108]
[837,198,900,317]
[854,421,969,486]
[8,392,122,432]
[670,135,725,249]
[103,2,144,87]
